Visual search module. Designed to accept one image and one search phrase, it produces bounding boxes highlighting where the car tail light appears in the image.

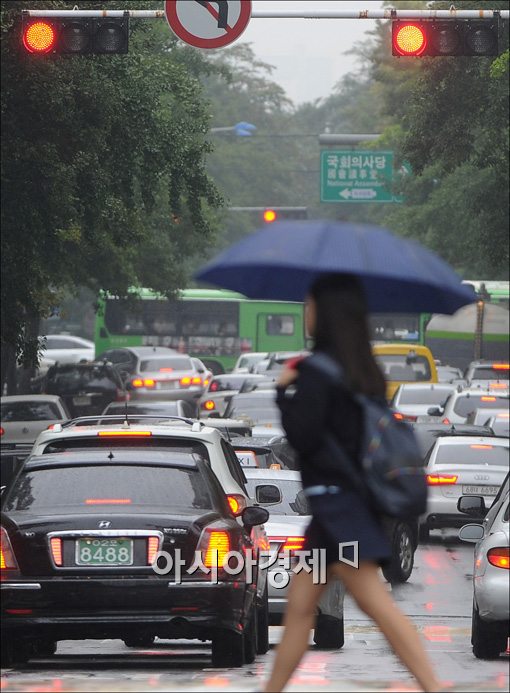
[50,537,63,566]
[143,378,155,388]
[203,530,231,568]
[426,474,458,485]
[5,608,33,615]
[209,381,219,392]
[487,548,510,569]
[203,379,210,387]
[97,430,152,437]
[481,396,497,402]
[85,498,132,505]
[180,376,192,387]
[147,536,160,565]
[492,364,509,370]
[393,412,404,420]
[1,527,19,572]
[470,444,493,450]
[489,383,508,389]
[203,400,216,411]
[159,368,173,372]
[271,535,306,556]
[442,418,451,425]
[132,378,143,388]
[191,377,202,386]
[0,426,4,436]
[227,494,246,517]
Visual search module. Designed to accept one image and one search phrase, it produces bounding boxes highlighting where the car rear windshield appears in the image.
[453,395,509,416]
[4,465,214,513]
[435,443,509,466]
[398,388,453,405]
[375,355,431,381]
[41,437,210,457]
[471,366,509,380]
[1,401,62,422]
[46,366,118,393]
[228,403,281,425]
[244,478,309,515]
[140,357,193,372]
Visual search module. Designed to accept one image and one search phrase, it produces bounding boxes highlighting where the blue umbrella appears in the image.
[195,220,476,313]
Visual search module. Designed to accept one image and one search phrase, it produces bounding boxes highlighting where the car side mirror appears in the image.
[289,489,310,516]
[242,505,269,530]
[457,495,487,517]
[458,523,484,543]
[255,484,282,505]
[427,406,443,416]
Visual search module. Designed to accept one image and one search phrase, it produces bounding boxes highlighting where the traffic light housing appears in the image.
[22,12,129,55]
[392,20,500,57]
[262,208,308,223]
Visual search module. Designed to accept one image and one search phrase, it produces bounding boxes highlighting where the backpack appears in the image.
[307,352,428,519]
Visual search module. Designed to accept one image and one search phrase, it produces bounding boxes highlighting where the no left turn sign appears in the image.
[165,1,252,49]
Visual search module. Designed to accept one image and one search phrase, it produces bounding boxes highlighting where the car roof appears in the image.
[119,346,177,356]
[411,423,494,435]
[397,383,454,390]
[1,394,64,404]
[243,468,301,481]
[230,390,277,400]
[23,450,202,471]
[433,435,509,447]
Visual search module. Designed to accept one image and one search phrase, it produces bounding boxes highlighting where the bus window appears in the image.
[266,315,295,336]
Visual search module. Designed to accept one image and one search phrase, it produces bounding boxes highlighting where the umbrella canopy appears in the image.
[196,220,476,314]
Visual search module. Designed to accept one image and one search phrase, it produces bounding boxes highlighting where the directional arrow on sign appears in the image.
[339,188,378,200]
[339,189,352,199]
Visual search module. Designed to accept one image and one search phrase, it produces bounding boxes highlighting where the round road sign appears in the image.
[165,1,252,50]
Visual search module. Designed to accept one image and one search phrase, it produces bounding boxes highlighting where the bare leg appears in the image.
[329,561,441,693]
[263,570,327,693]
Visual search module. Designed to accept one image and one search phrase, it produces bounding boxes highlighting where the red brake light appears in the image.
[487,548,510,569]
[393,412,404,420]
[143,378,155,388]
[203,379,210,387]
[159,368,173,372]
[489,383,508,389]
[442,418,451,425]
[203,531,231,568]
[227,494,246,517]
[263,209,277,223]
[147,536,159,565]
[84,498,132,505]
[209,381,219,392]
[23,20,57,53]
[180,376,191,387]
[132,378,143,388]
[270,535,306,556]
[97,430,152,437]
[481,396,497,402]
[492,364,509,370]
[0,427,4,436]
[192,377,202,385]
[426,474,458,486]
[393,22,427,56]
[470,444,493,450]
[1,527,18,571]
[203,400,216,411]
[50,537,63,566]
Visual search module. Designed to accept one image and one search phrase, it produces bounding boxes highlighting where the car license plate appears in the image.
[157,381,177,390]
[75,538,133,565]
[73,395,91,406]
[462,485,499,496]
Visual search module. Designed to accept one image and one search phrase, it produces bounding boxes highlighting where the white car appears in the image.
[40,334,95,364]
[390,383,456,422]
[244,468,345,648]
[424,389,509,425]
[419,435,509,540]
[1,395,70,445]
[458,474,509,658]
[232,352,269,374]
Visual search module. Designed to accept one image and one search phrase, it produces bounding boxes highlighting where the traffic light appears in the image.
[22,12,129,55]
[262,208,308,223]
[392,20,500,57]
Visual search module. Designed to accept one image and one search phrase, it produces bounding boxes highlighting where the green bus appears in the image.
[95,288,306,374]
[95,288,432,374]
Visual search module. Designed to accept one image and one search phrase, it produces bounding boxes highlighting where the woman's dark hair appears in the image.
[309,273,386,397]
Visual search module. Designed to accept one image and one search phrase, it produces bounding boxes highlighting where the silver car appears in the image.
[424,389,509,425]
[419,435,509,540]
[128,354,206,403]
[1,395,70,445]
[244,469,346,649]
[458,474,509,658]
[390,383,455,422]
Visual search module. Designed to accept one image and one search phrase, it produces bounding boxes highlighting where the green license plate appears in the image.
[76,538,133,566]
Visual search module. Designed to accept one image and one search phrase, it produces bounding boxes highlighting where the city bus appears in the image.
[95,289,431,374]
[95,289,306,374]
[462,280,509,308]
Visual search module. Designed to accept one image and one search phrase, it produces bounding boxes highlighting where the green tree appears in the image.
[1,1,222,390]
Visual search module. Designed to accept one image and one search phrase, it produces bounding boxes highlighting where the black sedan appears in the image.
[0,451,268,667]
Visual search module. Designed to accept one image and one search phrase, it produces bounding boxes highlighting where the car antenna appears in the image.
[108,451,114,460]
[123,397,130,428]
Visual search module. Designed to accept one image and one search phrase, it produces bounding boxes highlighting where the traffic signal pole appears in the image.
[24,8,510,20]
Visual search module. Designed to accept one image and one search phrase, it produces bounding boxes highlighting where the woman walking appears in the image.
[263,273,441,693]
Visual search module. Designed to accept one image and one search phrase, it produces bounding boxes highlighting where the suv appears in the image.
[426,389,509,425]
[464,360,509,389]
[29,415,270,653]
[35,362,127,418]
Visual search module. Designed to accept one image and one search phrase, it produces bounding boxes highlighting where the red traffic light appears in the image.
[392,23,427,56]
[263,209,278,223]
[23,20,57,54]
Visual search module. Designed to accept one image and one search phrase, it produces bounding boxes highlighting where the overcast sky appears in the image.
[239,1,385,105]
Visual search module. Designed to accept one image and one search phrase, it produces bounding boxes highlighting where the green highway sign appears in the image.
[320,150,401,203]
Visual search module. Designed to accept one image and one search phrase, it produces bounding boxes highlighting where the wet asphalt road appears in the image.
[1,530,508,692]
